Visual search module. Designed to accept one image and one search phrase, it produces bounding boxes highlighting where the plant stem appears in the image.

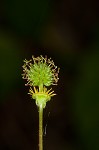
[39,105,43,150]
[39,84,43,92]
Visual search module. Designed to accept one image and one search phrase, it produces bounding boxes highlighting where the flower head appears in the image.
[22,55,59,87]
[22,55,59,108]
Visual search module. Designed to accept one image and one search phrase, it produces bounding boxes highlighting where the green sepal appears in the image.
[32,93,51,109]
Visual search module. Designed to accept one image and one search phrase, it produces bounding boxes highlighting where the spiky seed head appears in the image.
[22,55,59,87]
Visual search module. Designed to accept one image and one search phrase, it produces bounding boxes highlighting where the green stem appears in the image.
[39,84,43,92]
[39,105,43,150]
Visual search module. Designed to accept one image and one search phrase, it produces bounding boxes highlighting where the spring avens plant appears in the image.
[22,55,59,150]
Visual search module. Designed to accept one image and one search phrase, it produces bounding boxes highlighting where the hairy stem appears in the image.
[39,105,43,150]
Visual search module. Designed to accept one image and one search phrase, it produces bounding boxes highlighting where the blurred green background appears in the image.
[0,0,99,150]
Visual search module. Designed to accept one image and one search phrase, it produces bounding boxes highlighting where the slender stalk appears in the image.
[39,105,43,150]
[39,84,43,92]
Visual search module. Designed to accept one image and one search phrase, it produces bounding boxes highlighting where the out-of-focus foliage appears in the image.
[0,30,22,100]
[4,0,50,38]
[72,48,99,149]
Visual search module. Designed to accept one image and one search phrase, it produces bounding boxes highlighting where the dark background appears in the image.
[0,0,99,150]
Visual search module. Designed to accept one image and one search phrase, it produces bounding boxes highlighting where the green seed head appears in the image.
[22,55,59,87]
